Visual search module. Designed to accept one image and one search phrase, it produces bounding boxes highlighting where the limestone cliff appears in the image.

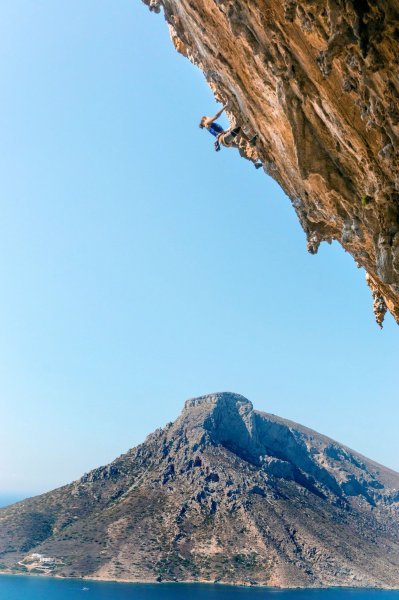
[1,393,399,587]
[142,0,399,326]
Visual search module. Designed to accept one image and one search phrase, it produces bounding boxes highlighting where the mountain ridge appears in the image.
[0,392,398,587]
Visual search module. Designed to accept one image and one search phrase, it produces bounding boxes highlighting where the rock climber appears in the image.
[199,105,262,168]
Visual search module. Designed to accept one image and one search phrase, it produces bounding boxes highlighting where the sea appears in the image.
[0,577,399,600]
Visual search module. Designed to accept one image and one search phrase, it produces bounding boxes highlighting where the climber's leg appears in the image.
[220,126,241,147]
[229,126,241,137]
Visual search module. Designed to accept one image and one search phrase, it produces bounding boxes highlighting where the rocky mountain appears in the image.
[1,392,398,587]
[142,0,399,326]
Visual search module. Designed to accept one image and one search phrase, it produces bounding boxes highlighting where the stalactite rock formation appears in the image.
[142,0,399,326]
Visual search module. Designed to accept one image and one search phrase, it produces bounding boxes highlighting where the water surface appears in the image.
[1,576,399,600]
[0,495,26,508]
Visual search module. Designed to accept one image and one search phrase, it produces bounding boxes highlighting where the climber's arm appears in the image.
[208,104,227,123]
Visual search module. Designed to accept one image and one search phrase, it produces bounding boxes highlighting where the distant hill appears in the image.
[0,495,26,509]
[0,393,398,587]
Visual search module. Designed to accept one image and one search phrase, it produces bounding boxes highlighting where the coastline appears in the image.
[0,570,398,591]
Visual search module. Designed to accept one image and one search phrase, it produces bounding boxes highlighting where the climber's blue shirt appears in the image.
[207,122,224,137]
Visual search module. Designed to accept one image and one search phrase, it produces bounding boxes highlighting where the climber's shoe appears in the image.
[249,135,258,146]
[214,140,221,152]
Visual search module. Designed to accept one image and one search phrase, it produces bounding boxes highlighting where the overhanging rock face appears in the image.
[142,0,399,326]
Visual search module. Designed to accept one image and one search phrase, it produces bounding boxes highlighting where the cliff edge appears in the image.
[142,0,399,326]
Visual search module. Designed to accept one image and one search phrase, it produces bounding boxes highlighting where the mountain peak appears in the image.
[184,392,253,412]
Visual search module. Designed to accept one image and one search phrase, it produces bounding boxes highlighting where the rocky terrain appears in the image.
[142,0,399,326]
[1,392,398,587]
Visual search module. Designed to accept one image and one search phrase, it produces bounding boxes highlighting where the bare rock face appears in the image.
[142,0,399,326]
[1,392,399,587]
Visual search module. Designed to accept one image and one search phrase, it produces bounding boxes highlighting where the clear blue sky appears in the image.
[0,0,398,496]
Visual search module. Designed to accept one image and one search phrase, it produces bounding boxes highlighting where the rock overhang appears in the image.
[141,0,399,327]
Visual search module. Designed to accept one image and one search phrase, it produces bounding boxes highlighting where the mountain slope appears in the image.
[0,393,398,587]
[141,0,399,326]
